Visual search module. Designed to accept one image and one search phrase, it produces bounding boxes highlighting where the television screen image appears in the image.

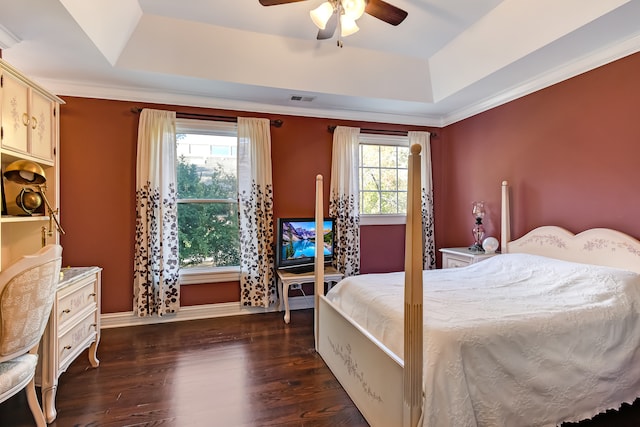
[276,218,335,272]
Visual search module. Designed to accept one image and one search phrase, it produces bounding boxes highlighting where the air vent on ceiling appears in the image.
[290,95,316,102]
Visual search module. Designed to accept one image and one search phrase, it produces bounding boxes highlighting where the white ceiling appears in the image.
[1,0,639,126]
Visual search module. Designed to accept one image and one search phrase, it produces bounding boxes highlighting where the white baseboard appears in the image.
[100,295,315,329]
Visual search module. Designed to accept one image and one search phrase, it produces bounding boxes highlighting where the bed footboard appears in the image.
[317,295,404,427]
[314,143,424,427]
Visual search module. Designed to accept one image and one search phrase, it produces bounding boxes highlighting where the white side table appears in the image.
[439,247,498,268]
[277,266,343,324]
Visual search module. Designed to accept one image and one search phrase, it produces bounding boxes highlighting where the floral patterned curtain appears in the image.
[408,131,435,270]
[133,109,180,316]
[237,117,276,307]
[329,126,361,277]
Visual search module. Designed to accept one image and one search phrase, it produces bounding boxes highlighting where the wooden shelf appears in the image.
[0,148,55,166]
[1,214,49,223]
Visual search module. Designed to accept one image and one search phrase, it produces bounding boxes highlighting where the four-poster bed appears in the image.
[313,145,640,426]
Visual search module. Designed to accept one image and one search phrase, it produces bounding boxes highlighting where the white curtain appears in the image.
[409,131,436,270]
[237,117,276,307]
[329,126,361,277]
[133,109,180,316]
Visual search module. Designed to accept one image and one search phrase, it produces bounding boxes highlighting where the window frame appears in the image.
[176,119,241,284]
[359,133,409,226]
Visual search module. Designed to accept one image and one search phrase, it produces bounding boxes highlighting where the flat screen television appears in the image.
[276,217,335,273]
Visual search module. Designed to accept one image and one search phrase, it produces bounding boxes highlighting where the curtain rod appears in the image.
[131,107,283,128]
[327,125,437,138]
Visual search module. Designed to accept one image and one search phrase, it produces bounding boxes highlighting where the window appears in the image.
[359,134,409,225]
[176,119,240,283]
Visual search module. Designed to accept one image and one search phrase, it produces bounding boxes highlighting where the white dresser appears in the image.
[439,247,498,268]
[37,266,102,423]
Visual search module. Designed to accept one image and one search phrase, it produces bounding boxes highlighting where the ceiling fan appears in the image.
[258,0,408,46]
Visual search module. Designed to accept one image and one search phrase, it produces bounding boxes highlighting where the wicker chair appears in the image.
[0,245,62,426]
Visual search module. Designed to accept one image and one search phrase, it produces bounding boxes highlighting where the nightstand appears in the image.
[439,247,498,268]
[276,266,343,324]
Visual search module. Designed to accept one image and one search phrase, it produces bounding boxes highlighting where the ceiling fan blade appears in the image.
[316,12,337,40]
[365,0,408,26]
[259,0,307,6]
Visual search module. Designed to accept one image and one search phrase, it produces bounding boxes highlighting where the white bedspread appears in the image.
[326,253,640,427]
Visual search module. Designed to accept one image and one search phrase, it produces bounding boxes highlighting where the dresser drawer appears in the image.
[57,275,98,329]
[58,310,98,372]
[443,254,471,268]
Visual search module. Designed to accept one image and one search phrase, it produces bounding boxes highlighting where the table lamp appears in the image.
[4,160,65,246]
[470,201,485,252]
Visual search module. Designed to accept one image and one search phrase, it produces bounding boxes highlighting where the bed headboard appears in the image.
[506,226,640,274]
[501,181,640,274]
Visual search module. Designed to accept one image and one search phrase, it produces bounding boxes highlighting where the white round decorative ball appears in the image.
[482,236,499,254]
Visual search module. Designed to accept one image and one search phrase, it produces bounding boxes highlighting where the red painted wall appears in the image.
[58,99,434,313]
[440,52,640,250]
[59,51,640,313]
[360,224,406,273]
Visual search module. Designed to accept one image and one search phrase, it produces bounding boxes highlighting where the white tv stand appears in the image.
[276,266,343,324]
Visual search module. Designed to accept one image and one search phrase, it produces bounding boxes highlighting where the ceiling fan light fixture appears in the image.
[340,15,359,37]
[341,0,366,20]
[310,2,334,30]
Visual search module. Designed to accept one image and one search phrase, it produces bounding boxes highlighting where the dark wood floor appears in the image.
[1,308,639,426]
[1,309,367,427]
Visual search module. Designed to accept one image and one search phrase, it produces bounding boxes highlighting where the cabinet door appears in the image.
[1,70,29,153]
[29,90,54,162]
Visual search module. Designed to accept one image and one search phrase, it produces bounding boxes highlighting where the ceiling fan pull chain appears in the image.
[337,1,344,47]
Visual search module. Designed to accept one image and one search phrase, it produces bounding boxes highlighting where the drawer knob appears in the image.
[89,293,96,297]
[62,309,71,314]
[63,345,72,350]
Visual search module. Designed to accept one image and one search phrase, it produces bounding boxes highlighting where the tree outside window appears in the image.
[359,140,409,215]
[176,126,240,269]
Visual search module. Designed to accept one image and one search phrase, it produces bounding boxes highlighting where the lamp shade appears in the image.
[4,160,47,185]
[310,2,334,30]
[472,201,485,219]
[340,15,360,36]
[341,0,366,20]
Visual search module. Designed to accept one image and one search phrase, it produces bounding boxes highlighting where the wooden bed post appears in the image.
[314,174,325,351]
[501,180,510,254]
[404,144,423,427]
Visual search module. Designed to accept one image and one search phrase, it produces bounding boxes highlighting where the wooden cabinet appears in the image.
[0,59,63,270]
[0,62,57,162]
[439,247,498,268]
[28,88,56,161]
[37,266,102,423]
[0,69,29,154]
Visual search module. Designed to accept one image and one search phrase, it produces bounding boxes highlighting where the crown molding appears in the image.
[0,25,21,49]
[39,78,442,127]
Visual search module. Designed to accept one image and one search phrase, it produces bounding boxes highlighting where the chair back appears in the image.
[0,245,62,362]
